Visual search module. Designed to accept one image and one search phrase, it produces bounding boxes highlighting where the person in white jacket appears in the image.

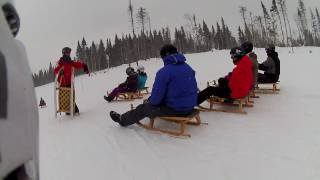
[0,0,39,179]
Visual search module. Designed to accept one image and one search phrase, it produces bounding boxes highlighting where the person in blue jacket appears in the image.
[109,44,198,127]
[137,65,147,90]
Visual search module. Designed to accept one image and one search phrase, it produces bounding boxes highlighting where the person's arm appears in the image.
[149,69,170,106]
[72,61,89,73]
[53,62,63,75]
[258,57,272,71]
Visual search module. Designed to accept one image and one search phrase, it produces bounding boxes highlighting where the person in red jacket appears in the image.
[54,47,89,114]
[197,47,253,105]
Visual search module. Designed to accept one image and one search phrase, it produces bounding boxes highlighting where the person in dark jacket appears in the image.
[104,67,138,102]
[197,47,253,105]
[54,47,89,114]
[109,44,198,127]
[241,42,259,88]
[258,45,280,83]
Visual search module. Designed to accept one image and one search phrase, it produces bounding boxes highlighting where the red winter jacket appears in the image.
[54,58,88,86]
[228,55,253,99]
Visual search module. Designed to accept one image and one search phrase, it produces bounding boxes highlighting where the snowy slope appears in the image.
[36,47,320,180]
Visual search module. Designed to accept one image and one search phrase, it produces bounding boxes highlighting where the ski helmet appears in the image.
[230,47,246,61]
[160,44,178,58]
[126,67,135,76]
[0,0,20,37]
[137,65,144,72]
[240,41,253,54]
[62,47,72,55]
[265,44,275,52]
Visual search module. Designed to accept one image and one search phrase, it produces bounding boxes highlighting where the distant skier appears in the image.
[241,41,259,88]
[137,65,147,90]
[109,44,198,127]
[0,0,39,179]
[54,47,89,114]
[103,67,138,102]
[258,45,280,83]
[39,97,46,108]
[197,47,253,105]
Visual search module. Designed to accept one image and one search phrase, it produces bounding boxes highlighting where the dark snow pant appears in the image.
[197,85,231,105]
[119,103,193,127]
[258,73,277,84]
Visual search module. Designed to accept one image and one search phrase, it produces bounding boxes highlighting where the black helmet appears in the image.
[230,47,246,60]
[265,44,275,51]
[126,67,135,76]
[160,44,178,58]
[240,41,253,54]
[62,47,72,55]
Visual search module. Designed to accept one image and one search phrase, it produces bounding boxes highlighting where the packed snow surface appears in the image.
[36,47,320,180]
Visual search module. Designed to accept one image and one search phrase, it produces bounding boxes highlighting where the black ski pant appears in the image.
[258,73,278,84]
[197,85,231,105]
[119,103,193,127]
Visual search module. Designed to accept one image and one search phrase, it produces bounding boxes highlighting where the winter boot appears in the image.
[110,111,121,123]
[104,95,112,102]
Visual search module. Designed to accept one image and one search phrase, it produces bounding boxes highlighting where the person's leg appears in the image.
[258,73,272,83]
[116,103,162,126]
[75,104,79,113]
[197,86,216,105]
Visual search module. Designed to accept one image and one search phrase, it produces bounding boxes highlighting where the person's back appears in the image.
[258,45,280,83]
[125,72,138,92]
[137,72,147,89]
[150,53,198,112]
[241,42,258,87]
[228,55,253,99]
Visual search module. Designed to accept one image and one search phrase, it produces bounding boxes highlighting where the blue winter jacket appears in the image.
[150,53,198,112]
[137,72,148,89]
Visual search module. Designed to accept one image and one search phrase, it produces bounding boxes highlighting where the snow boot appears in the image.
[110,111,121,123]
[104,95,112,102]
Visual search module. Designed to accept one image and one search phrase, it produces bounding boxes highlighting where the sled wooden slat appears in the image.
[138,87,150,95]
[136,109,203,138]
[255,83,280,94]
[197,96,253,114]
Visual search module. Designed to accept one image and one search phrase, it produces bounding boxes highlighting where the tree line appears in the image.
[33,0,320,87]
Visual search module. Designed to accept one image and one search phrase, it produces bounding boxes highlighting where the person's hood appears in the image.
[162,53,186,65]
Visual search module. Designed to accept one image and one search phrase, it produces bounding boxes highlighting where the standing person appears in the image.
[258,45,280,83]
[54,47,89,114]
[197,47,253,105]
[241,41,259,88]
[137,65,147,90]
[103,67,138,102]
[109,44,198,127]
[0,0,39,179]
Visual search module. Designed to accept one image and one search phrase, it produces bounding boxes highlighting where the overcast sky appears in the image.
[15,0,319,72]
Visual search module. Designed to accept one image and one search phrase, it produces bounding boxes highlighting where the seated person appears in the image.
[104,67,138,102]
[109,44,198,127]
[54,47,89,114]
[241,41,259,88]
[137,65,147,90]
[258,44,280,83]
[197,47,253,105]
[39,97,46,107]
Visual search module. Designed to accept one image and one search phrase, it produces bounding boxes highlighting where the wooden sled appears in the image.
[255,82,280,94]
[54,68,75,118]
[197,96,253,114]
[131,105,205,138]
[138,87,150,96]
[107,91,143,101]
